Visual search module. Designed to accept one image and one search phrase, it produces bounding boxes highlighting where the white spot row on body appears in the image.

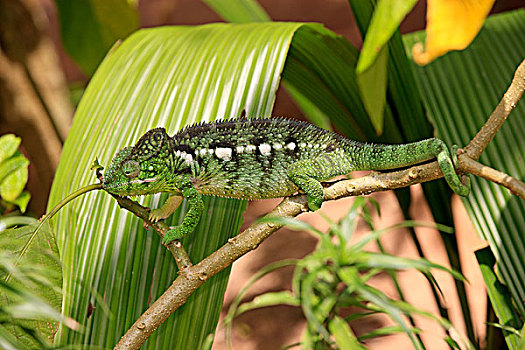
[215,147,232,161]
[258,143,271,156]
[182,141,303,163]
[175,150,194,165]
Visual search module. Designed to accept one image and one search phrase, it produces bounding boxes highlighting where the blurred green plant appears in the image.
[0,223,78,349]
[224,198,471,349]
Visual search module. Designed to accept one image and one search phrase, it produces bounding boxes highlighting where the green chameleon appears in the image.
[102,118,469,244]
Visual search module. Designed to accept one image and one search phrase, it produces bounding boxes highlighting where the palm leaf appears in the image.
[47,22,372,348]
[404,7,525,331]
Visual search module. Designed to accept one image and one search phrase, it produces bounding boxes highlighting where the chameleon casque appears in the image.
[102,118,469,244]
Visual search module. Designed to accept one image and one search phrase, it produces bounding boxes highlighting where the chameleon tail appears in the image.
[349,138,470,196]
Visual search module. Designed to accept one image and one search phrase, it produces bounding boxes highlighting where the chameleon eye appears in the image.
[122,160,140,179]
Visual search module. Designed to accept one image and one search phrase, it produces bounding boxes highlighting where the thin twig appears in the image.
[95,168,192,269]
[111,195,192,269]
[459,157,525,199]
[465,59,525,159]
[114,59,525,349]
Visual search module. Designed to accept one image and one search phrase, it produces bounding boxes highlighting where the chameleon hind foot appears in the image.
[162,226,188,244]
[288,172,324,211]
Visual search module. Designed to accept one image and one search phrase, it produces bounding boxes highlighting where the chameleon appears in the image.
[102,117,469,244]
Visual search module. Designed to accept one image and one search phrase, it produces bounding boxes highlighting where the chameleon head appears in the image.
[102,128,173,196]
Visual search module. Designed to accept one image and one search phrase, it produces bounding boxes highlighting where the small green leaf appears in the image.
[358,325,415,340]
[0,156,28,183]
[475,247,522,349]
[0,134,21,163]
[328,316,365,350]
[0,165,28,202]
[356,47,388,134]
[10,192,31,214]
[355,253,465,281]
[237,291,300,316]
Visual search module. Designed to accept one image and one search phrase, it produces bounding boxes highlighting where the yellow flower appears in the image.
[413,0,495,65]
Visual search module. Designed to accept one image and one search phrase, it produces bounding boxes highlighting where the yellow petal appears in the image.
[413,0,495,65]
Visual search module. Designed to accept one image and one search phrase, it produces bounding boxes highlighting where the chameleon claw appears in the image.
[307,196,323,211]
[148,208,168,223]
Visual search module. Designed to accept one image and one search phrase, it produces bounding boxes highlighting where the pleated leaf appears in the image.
[47,22,369,348]
[404,8,525,324]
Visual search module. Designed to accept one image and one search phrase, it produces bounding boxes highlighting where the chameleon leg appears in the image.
[162,181,204,244]
[149,195,183,222]
[287,158,331,211]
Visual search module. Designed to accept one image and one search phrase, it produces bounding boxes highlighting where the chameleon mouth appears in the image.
[127,178,158,185]
[102,177,158,189]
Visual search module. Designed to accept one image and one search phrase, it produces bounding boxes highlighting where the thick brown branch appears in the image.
[113,159,453,350]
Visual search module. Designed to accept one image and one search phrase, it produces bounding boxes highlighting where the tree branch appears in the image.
[458,157,525,199]
[114,59,525,349]
[111,195,193,269]
[95,170,192,269]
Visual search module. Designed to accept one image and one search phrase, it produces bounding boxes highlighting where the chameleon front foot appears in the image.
[148,195,183,222]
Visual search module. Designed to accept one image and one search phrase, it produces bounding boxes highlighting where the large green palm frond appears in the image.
[48,22,365,348]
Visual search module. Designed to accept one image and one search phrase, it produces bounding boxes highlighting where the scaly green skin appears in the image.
[102,118,470,244]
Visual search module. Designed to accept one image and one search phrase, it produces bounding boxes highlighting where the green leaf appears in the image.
[358,325,416,341]
[55,0,139,75]
[237,291,300,316]
[0,156,28,184]
[356,47,388,134]
[328,316,365,350]
[355,252,465,281]
[9,192,30,213]
[47,22,350,348]
[356,0,418,73]
[0,214,37,229]
[0,135,21,164]
[0,222,68,347]
[404,9,525,324]
[358,284,423,350]
[203,0,271,22]
[0,165,28,202]
[476,247,522,349]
